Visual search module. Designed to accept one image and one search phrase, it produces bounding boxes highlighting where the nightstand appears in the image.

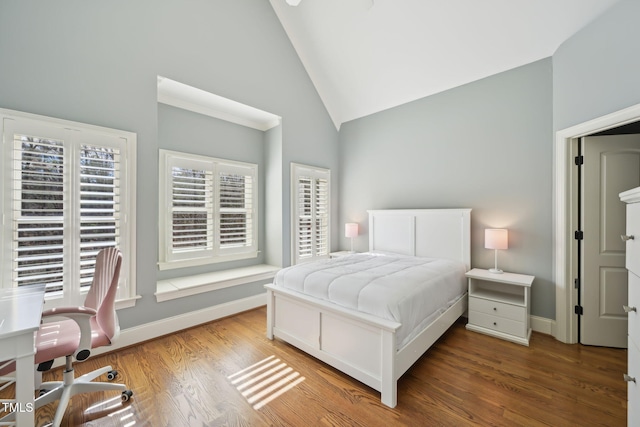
[465,268,534,346]
[329,251,353,258]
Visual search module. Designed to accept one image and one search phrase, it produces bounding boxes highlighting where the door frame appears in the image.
[554,102,640,343]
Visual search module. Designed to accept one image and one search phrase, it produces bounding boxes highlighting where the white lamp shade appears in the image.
[345,223,359,238]
[485,229,508,250]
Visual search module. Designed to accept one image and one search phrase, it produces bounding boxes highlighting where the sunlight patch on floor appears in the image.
[228,355,305,410]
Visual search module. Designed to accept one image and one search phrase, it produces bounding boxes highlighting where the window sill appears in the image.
[116,295,142,310]
[155,264,280,303]
[157,251,259,270]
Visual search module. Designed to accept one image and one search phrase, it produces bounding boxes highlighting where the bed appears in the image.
[264,208,471,408]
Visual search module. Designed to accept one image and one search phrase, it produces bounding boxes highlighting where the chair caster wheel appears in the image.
[107,370,118,380]
[38,389,49,397]
[121,390,133,402]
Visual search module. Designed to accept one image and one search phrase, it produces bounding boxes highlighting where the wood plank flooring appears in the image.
[1,306,627,426]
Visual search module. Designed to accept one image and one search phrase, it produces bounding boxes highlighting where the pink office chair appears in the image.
[0,247,133,426]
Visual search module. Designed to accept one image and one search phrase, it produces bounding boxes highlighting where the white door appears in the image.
[581,134,640,347]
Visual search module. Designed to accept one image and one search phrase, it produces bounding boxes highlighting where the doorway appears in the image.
[554,102,640,345]
[574,132,640,347]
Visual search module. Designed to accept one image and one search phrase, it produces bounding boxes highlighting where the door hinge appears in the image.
[575,155,584,166]
[574,278,580,289]
[574,305,583,315]
[574,230,584,240]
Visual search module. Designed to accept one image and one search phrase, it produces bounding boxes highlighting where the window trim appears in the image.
[290,162,331,265]
[158,149,259,270]
[0,108,137,309]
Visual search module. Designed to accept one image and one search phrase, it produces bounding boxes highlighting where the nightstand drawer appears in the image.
[469,311,526,338]
[469,296,525,322]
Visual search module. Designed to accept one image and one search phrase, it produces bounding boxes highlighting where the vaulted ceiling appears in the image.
[270,0,622,129]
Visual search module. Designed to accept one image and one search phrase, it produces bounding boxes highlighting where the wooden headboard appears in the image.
[367,209,471,270]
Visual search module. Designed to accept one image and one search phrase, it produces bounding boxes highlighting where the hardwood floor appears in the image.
[1,307,627,426]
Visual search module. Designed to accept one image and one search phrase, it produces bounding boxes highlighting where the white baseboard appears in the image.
[531,315,554,336]
[51,292,267,369]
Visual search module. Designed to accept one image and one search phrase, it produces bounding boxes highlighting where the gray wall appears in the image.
[339,59,554,319]
[553,0,640,132]
[264,125,284,267]
[0,0,339,329]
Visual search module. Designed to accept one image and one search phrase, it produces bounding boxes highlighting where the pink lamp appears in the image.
[485,229,508,274]
[345,223,359,253]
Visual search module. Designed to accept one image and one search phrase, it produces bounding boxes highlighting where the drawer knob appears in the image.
[621,234,635,241]
[624,374,636,383]
[493,322,497,326]
[493,307,497,311]
[623,305,637,313]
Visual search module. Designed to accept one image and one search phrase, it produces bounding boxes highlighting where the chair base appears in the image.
[0,357,132,427]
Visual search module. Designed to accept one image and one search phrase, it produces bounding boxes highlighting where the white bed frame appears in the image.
[265,208,471,408]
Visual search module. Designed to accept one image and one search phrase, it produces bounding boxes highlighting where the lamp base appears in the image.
[488,268,503,274]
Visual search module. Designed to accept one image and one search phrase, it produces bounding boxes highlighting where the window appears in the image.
[291,163,330,264]
[0,110,137,308]
[158,150,258,269]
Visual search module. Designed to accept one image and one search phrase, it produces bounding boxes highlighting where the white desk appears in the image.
[0,284,45,427]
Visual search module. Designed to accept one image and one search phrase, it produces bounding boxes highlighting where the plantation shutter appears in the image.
[158,150,258,268]
[314,177,329,256]
[13,134,66,291]
[292,163,330,264]
[9,129,127,295]
[167,156,214,262]
[218,163,256,254]
[296,177,313,260]
[79,145,121,290]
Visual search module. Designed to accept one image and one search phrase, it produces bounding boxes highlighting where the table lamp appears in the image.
[485,228,508,274]
[345,223,359,253]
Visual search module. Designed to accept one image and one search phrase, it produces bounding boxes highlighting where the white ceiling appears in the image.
[270,0,621,129]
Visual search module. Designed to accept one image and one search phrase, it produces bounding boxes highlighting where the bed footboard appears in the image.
[265,285,402,407]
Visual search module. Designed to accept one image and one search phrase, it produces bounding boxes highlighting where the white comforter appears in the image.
[274,253,467,348]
